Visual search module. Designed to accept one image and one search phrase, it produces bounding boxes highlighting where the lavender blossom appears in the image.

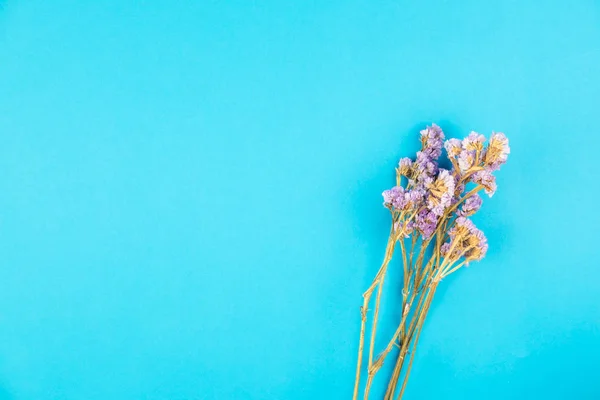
[472,170,497,197]
[484,132,510,170]
[449,216,477,237]
[444,217,488,262]
[462,132,486,152]
[382,186,406,210]
[414,151,438,178]
[457,194,483,217]
[467,228,488,261]
[398,157,413,176]
[420,124,445,159]
[457,149,475,172]
[404,187,426,209]
[444,138,462,157]
[383,185,428,212]
[440,242,451,257]
[426,169,455,216]
[415,209,438,239]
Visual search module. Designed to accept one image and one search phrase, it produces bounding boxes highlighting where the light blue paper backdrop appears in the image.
[0,1,599,399]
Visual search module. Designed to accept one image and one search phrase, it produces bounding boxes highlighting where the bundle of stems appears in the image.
[351,125,510,399]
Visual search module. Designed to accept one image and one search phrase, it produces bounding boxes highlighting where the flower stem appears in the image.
[364,235,396,399]
[383,279,430,399]
[352,231,396,400]
[396,282,439,399]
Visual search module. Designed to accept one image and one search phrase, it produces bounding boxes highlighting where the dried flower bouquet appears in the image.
[352,125,510,400]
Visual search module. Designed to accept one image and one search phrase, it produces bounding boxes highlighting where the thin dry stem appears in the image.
[352,301,369,400]
[353,231,396,400]
[442,260,466,277]
[383,278,431,399]
[365,237,396,378]
[396,282,438,399]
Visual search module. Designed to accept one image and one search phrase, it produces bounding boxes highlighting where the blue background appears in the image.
[1,1,599,399]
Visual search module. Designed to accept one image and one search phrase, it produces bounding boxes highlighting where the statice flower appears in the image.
[420,124,445,159]
[404,187,426,209]
[448,216,477,237]
[466,228,489,261]
[444,138,462,157]
[415,209,438,239]
[443,217,488,262]
[450,132,486,173]
[440,242,451,257]
[472,170,497,197]
[383,185,428,213]
[457,149,475,172]
[462,132,486,152]
[457,194,483,217]
[382,186,406,210]
[426,169,455,216]
[484,132,510,170]
[398,157,413,177]
[414,151,438,179]
[358,125,510,396]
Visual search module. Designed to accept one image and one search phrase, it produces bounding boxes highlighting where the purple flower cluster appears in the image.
[457,194,482,217]
[415,209,437,238]
[397,157,413,176]
[413,151,438,181]
[444,139,462,157]
[426,169,455,216]
[382,186,405,210]
[442,217,488,262]
[386,124,456,237]
[382,124,509,247]
[472,170,497,197]
[415,126,461,237]
[382,186,426,211]
[419,124,444,159]
[484,132,510,171]
[444,130,510,197]
[359,126,509,396]
[453,132,483,173]
[463,132,486,151]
